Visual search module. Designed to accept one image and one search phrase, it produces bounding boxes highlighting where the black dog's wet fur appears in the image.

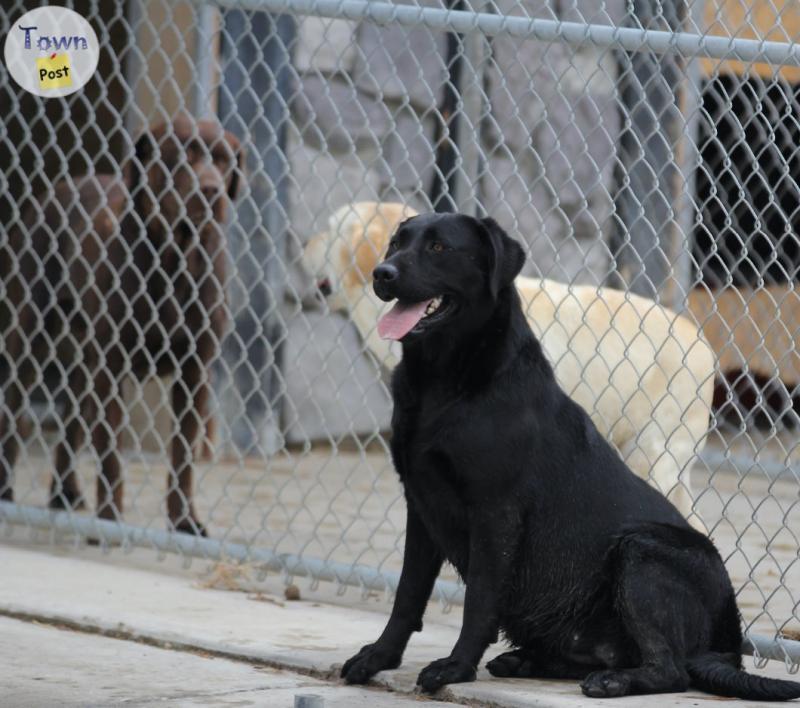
[340,213,800,700]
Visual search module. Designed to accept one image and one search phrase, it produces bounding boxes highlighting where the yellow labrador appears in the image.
[303,203,714,525]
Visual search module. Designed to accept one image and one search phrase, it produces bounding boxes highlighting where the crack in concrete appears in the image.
[0,608,475,706]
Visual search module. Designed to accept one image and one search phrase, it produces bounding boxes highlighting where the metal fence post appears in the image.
[456,0,489,216]
[218,8,296,455]
[612,0,691,304]
[124,0,146,136]
[430,0,466,213]
[192,4,220,119]
[671,0,705,312]
[429,0,488,216]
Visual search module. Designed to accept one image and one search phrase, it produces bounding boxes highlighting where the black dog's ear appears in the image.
[481,217,526,298]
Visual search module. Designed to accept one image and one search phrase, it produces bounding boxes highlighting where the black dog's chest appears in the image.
[392,397,474,575]
[405,466,472,577]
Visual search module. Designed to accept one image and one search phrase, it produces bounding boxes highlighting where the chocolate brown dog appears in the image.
[0,116,242,535]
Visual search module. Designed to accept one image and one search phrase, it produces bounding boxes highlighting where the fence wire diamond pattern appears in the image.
[1,0,799,670]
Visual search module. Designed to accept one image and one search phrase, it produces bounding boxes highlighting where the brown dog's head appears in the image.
[131,114,243,232]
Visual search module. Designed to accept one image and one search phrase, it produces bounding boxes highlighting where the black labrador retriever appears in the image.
[340,213,800,700]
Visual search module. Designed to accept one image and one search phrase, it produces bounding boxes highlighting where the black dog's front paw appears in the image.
[417,656,476,693]
[341,643,402,684]
[581,669,633,698]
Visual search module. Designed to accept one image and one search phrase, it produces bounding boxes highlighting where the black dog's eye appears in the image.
[387,239,399,253]
[429,241,445,253]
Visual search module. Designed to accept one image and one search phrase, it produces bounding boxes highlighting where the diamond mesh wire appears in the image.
[1,0,799,668]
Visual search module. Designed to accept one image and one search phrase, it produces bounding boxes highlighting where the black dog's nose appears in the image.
[373,263,399,283]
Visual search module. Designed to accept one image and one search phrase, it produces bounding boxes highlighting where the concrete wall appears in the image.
[288,2,624,283]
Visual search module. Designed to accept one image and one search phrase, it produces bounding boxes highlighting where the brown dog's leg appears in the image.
[51,365,88,510]
[92,367,124,521]
[201,416,216,461]
[0,320,36,502]
[169,361,208,536]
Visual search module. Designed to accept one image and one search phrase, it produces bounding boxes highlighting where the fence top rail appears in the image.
[196,0,800,68]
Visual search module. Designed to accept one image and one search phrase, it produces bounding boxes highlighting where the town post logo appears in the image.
[4,7,99,98]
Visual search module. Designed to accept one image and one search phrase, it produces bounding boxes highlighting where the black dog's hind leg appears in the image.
[342,504,444,685]
[582,535,695,698]
[488,646,596,680]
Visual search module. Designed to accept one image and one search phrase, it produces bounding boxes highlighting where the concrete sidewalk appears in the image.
[1,615,453,707]
[0,541,796,707]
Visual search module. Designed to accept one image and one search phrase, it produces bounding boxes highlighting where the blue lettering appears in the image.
[19,25,37,49]
[52,36,71,50]
[19,25,90,52]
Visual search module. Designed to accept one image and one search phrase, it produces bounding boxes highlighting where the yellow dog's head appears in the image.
[303,202,419,311]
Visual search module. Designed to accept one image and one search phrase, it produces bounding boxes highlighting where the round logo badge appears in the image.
[4,6,99,98]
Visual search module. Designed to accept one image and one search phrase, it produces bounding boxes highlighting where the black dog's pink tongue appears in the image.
[378,300,432,340]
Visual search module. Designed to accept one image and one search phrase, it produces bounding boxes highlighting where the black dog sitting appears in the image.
[341,213,800,700]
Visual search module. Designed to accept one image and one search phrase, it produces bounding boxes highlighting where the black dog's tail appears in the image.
[686,652,800,701]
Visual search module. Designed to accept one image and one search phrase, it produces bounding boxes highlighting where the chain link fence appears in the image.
[1,0,799,671]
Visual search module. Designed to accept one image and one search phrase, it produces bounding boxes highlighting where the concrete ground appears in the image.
[1,542,799,707]
[1,615,451,708]
[7,439,800,638]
